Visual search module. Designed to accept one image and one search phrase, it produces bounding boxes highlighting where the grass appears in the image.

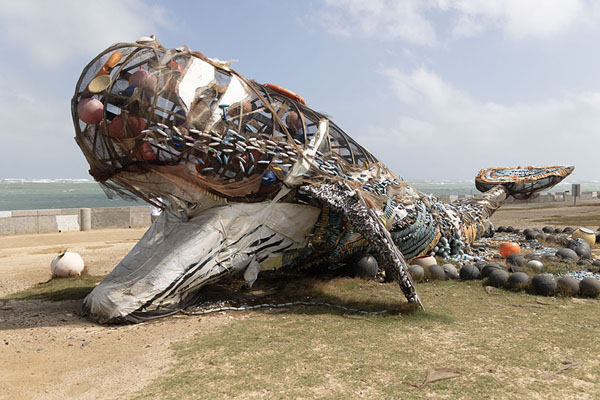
[5,265,600,398]
[131,276,600,399]
[1,273,102,302]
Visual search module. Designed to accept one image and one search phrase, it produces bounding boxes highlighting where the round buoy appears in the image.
[109,114,146,142]
[427,265,447,281]
[408,265,425,282]
[506,253,526,267]
[442,263,459,280]
[350,254,378,279]
[488,269,509,288]
[474,261,487,271]
[51,251,84,278]
[506,272,530,290]
[557,276,580,296]
[459,264,481,280]
[579,277,600,297]
[499,242,520,259]
[129,67,157,92]
[573,244,592,260]
[481,263,504,278]
[556,248,578,262]
[77,98,104,124]
[525,232,537,241]
[531,274,557,296]
[526,260,544,272]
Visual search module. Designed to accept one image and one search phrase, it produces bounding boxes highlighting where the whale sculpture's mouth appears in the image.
[81,188,321,323]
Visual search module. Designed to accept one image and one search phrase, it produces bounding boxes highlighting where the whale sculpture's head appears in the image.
[72,38,399,217]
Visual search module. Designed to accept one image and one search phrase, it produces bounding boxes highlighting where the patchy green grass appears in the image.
[1,274,103,302]
[132,277,600,399]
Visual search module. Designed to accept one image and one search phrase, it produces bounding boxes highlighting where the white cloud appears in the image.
[0,0,170,68]
[0,0,171,178]
[0,71,83,178]
[356,67,600,180]
[318,0,437,45]
[441,0,585,39]
[318,0,592,43]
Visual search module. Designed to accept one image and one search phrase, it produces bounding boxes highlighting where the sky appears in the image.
[2,0,600,181]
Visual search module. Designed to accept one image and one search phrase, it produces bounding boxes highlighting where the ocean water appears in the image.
[0,179,598,212]
[0,179,141,211]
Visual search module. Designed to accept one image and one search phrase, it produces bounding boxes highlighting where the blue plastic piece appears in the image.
[261,170,278,186]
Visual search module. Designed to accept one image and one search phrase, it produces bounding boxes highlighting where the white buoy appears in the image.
[51,251,85,278]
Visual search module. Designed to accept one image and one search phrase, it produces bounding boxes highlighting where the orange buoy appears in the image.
[109,114,146,141]
[95,51,123,78]
[264,83,306,105]
[135,142,156,161]
[499,242,520,259]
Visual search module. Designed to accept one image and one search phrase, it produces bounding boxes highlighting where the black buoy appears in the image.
[459,264,481,280]
[428,265,447,280]
[481,264,503,278]
[556,248,579,262]
[506,272,530,290]
[350,254,378,279]
[408,265,425,282]
[557,276,579,296]
[574,244,592,260]
[579,278,600,297]
[506,253,526,267]
[532,273,557,296]
[488,269,509,288]
[442,263,459,280]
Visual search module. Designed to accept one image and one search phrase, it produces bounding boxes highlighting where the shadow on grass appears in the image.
[1,269,451,330]
[2,274,102,302]
[192,270,450,323]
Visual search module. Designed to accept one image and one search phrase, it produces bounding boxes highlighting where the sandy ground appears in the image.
[491,201,600,229]
[0,202,598,399]
[0,228,233,400]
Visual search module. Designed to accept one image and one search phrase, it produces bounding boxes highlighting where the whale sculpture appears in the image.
[72,38,573,323]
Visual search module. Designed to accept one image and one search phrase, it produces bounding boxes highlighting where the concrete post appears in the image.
[80,208,92,231]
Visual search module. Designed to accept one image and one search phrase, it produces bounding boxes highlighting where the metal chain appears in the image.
[180,301,389,316]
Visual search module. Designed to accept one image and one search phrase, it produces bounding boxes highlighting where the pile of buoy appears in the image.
[407,258,600,298]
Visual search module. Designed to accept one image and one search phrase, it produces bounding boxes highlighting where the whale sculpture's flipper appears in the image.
[300,181,422,309]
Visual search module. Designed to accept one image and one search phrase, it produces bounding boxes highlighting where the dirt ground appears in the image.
[0,202,598,399]
[491,201,600,229]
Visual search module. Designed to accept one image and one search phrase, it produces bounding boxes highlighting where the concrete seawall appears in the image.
[437,191,599,204]
[0,206,151,236]
[1,191,598,236]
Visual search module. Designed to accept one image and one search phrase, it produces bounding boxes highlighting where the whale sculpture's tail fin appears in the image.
[475,165,574,200]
